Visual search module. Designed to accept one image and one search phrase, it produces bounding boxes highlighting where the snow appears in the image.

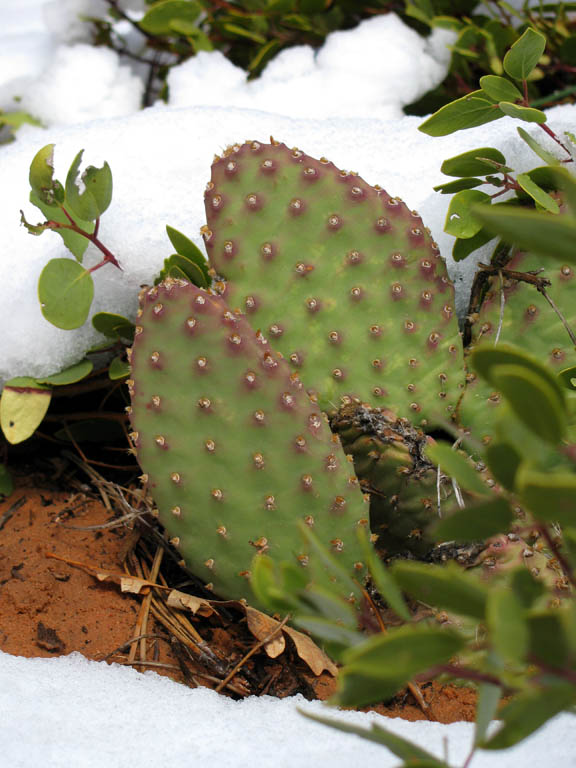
[1,651,575,768]
[1,3,575,763]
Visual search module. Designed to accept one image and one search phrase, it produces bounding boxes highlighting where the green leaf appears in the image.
[558,366,576,391]
[140,0,202,35]
[474,205,576,264]
[419,91,503,137]
[486,586,528,663]
[510,569,545,609]
[433,178,484,194]
[336,625,465,707]
[474,684,502,746]
[0,110,40,130]
[29,144,62,206]
[250,554,304,614]
[38,259,94,330]
[29,190,94,261]
[517,127,560,166]
[298,522,361,600]
[92,312,135,341]
[65,150,113,221]
[484,442,522,492]
[482,683,575,749]
[472,345,566,405]
[35,359,93,386]
[480,75,522,102]
[440,147,507,177]
[452,229,495,262]
[502,27,546,81]
[527,611,573,667]
[156,254,209,288]
[490,364,566,444]
[165,226,210,282]
[425,441,490,496]
[445,190,491,239]
[109,356,130,380]
[518,468,576,526]
[294,615,362,650]
[298,710,447,765]
[0,464,14,498]
[434,498,514,542]
[548,167,576,216]
[498,101,546,124]
[391,562,488,619]
[516,173,559,213]
[357,526,410,621]
[0,378,51,445]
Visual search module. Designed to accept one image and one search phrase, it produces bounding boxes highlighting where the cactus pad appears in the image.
[128,279,369,605]
[203,140,465,428]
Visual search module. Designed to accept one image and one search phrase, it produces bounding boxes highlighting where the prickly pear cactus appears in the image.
[128,279,369,605]
[203,140,465,429]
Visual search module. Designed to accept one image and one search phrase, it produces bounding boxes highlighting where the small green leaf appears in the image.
[472,345,565,401]
[518,468,576,526]
[336,625,465,707]
[445,190,491,238]
[156,254,209,288]
[38,259,94,330]
[452,229,494,262]
[29,191,94,261]
[516,173,559,212]
[474,684,502,746]
[298,709,447,765]
[498,101,547,124]
[140,0,202,35]
[92,312,135,341]
[503,27,546,81]
[473,204,576,262]
[419,91,503,137]
[35,359,93,386]
[487,586,528,663]
[0,464,14,498]
[491,364,565,444]
[65,150,113,221]
[250,553,303,614]
[425,441,490,496]
[484,442,522,491]
[109,356,130,380]
[0,110,40,130]
[391,562,488,619]
[20,210,50,236]
[0,378,51,445]
[558,366,576,391]
[510,569,545,609]
[434,498,514,542]
[357,526,410,621]
[482,683,575,749]
[517,127,560,166]
[294,615,362,650]
[440,147,507,177]
[480,75,522,102]
[433,178,484,194]
[29,144,61,205]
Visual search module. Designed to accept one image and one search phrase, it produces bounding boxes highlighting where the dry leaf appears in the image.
[284,626,338,677]
[245,606,286,658]
[166,589,215,617]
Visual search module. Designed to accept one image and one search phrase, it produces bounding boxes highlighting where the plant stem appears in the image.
[46,213,122,271]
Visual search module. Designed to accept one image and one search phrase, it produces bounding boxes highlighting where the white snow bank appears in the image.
[167,15,455,121]
[1,102,573,383]
[1,651,574,768]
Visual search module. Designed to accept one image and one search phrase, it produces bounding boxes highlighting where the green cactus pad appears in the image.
[203,140,465,429]
[129,278,369,606]
[462,252,576,443]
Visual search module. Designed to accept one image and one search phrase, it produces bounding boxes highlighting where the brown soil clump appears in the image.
[0,473,476,723]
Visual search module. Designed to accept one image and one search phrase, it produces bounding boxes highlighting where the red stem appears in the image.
[46,213,122,271]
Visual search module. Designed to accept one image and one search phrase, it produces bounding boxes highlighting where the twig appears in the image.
[537,285,576,346]
[0,496,26,530]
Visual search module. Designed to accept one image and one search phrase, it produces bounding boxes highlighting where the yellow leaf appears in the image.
[1,381,51,444]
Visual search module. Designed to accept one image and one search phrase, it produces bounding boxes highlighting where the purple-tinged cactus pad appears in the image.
[128,279,369,606]
[203,140,465,429]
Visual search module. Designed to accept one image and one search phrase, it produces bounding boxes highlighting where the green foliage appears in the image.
[38,258,95,330]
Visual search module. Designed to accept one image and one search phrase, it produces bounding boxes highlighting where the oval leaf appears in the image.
[65,150,113,221]
[516,172,559,213]
[419,91,503,137]
[92,312,135,341]
[36,359,93,386]
[29,144,57,204]
[109,356,131,380]
[434,498,514,542]
[38,259,94,330]
[140,0,202,35]
[517,127,560,166]
[441,147,506,177]
[499,101,546,124]
[0,380,51,444]
[518,468,576,526]
[445,190,491,238]
[503,27,546,81]
[480,75,522,102]
[486,586,528,663]
[425,440,490,496]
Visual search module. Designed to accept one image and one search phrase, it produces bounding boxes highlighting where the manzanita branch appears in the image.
[44,214,122,271]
